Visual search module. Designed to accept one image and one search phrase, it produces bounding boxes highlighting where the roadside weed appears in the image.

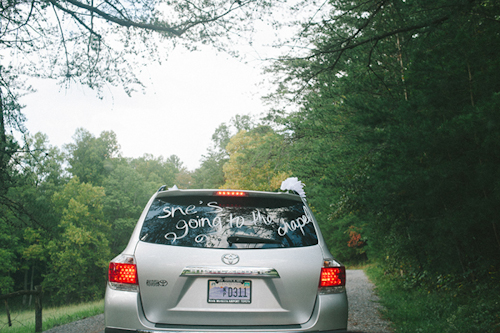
[0,299,104,333]
[365,265,500,333]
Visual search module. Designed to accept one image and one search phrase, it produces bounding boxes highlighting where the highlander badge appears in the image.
[221,253,239,265]
[146,280,168,287]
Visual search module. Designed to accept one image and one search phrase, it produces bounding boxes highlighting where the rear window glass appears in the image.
[139,195,318,248]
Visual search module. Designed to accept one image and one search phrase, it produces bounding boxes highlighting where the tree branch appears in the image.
[177,0,249,32]
[299,1,386,88]
[0,194,49,232]
[309,15,449,60]
[47,0,101,39]
[103,0,130,21]
[56,0,185,36]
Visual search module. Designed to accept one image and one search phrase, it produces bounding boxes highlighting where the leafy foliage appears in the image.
[222,125,292,191]
[366,264,500,333]
[0,125,191,304]
[269,0,500,286]
[44,177,110,303]
[65,129,121,185]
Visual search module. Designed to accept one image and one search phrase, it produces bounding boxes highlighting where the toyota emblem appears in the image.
[221,253,239,265]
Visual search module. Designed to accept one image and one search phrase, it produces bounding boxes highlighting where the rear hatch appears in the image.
[135,191,323,326]
[136,244,323,325]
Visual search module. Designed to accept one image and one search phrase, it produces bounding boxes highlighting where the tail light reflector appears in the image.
[108,255,138,291]
[320,267,346,287]
[109,263,137,284]
[319,261,345,294]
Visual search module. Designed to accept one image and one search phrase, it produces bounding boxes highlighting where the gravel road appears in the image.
[346,270,392,333]
[43,270,391,333]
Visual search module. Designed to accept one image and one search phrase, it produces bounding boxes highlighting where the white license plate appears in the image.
[208,280,251,303]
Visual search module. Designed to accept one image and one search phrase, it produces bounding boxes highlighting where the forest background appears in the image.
[1,0,499,331]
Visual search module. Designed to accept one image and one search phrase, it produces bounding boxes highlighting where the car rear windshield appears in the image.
[139,195,318,248]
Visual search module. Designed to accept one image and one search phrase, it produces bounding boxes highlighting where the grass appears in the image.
[0,299,104,333]
[365,264,500,333]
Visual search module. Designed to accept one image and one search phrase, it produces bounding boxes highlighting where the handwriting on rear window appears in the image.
[157,202,313,243]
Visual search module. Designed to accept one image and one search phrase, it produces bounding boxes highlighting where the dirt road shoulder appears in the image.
[347,269,392,332]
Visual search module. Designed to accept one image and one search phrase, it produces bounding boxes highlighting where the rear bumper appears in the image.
[106,329,347,333]
[105,286,348,332]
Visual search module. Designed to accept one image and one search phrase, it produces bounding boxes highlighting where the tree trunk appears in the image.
[29,264,35,306]
[23,268,28,306]
[0,85,9,194]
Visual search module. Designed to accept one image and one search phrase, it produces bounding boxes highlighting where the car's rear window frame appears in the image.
[139,191,319,249]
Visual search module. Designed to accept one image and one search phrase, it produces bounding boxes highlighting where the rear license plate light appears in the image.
[208,280,251,303]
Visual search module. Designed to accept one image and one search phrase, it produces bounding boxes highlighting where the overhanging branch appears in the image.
[57,0,185,36]
[49,0,102,39]
[309,15,449,60]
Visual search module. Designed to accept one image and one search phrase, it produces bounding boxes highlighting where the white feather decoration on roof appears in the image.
[280,177,306,198]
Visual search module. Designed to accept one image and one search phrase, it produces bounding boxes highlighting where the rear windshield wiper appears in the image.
[227,235,281,246]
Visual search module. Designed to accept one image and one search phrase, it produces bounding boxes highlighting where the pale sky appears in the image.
[12,0,321,172]
[20,46,271,171]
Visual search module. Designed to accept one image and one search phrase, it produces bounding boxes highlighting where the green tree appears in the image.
[175,168,193,189]
[165,154,193,189]
[65,128,121,185]
[192,153,227,189]
[17,133,67,187]
[0,132,65,294]
[222,126,291,191]
[102,154,191,253]
[192,123,232,189]
[44,177,110,303]
[0,210,20,293]
[192,115,259,189]
[102,164,157,254]
[13,133,67,292]
[0,71,22,197]
[129,153,179,186]
[271,0,500,278]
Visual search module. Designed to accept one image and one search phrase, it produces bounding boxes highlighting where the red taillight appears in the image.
[109,262,138,285]
[215,191,248,196]
[320,267,346,287]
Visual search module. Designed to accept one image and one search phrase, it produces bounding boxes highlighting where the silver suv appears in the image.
[104,186,348,332]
